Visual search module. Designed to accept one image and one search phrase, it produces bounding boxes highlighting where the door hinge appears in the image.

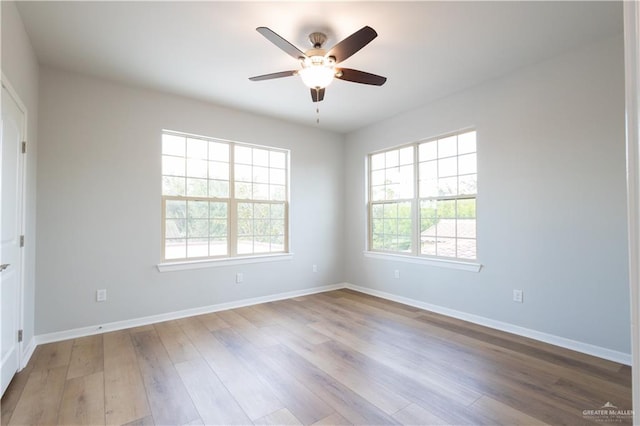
[18,330,23,342]
[20,235,24,247]
[22,141,26,154]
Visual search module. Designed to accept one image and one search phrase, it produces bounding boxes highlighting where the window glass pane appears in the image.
[436,238,456,257]
[253,183,269,200]
[458,153,477,175]
[437,200,456,218]
[235,182,251,199]
[421,238,436,255]
[385,150,399,168]
[457,199,476,218]
[436,220,456,237]
[188,201,209,219]
[371,204,384,218]
[438,136,457,158]
[385,167,399,184]
[419,179,438,198]
[237,203,253,219]
[253,149,269,167]
[187,159,208,178]
[163,176,185,196]
[209,162,229,180]
[235,146,252,164]
[270,234,284,251]
[208,180,229,198]
[187,238,208,258]
[371,170,385,186]
[165,219,186,238]
[419,160,437,180]
[253,166,269,183]
[438,157,457,178]
[385,184,400,200]
[209,220,227,237]
[270,185,286,201]
[209,142,229,161]
[270,169,286,185]
[419,141,437,161]
[187,138,208,159]
[458,131,476,154]
[165,239,186,259]
[399,165,414,198]
[457,239,477,259]
[237,219,252,236]
[238,238,253,254]
[371,186,385,202]
[271,219,285,236]
[235,164,252,182]
[188,219,209,238]
[210,202,227,218]
[459,174,477,195]
[371,153,385,170]
[166,200,186,219]
[457,219,476,238]
[399,147,414,165]
[162,134,185,156]
[271,203,285,219]
[162,155,185,176]
[270,151,286,169]
[438,176,458,196]
[186,178,208,197]
[209,239,227,256]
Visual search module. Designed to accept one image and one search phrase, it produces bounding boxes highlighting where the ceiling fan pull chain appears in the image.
[316,89,321,125]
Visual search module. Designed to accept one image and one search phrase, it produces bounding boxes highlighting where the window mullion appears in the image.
[412,144,419,256]
[229,144,237,256]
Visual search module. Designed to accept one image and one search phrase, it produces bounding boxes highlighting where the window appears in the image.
[369,130,477,260]
[161,130,289,262]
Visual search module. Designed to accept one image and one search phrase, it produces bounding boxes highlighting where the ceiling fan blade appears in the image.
[336,68,387,86]
[256,27,306,60]
[249,70,297,81]
[310,88,325,102]
[326,26,377,63]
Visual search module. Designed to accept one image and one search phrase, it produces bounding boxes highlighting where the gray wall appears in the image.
[344,35,630,354]
[35,68,345,334]
[1,1,39,353]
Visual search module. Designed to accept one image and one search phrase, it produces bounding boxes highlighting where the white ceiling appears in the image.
[16,1,622,133]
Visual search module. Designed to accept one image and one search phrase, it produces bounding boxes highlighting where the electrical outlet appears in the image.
[96,289,107,302]
[312,264,318,273]
[236,273,243,284]
[513,289,523,303]
[394,269,400,279]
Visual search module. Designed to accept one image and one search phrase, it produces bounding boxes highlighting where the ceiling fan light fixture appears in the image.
[299,55,336,89]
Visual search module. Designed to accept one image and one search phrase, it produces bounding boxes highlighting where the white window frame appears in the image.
[159,130,290,269]
[366,129,481,271]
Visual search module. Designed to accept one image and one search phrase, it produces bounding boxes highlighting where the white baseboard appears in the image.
[35,283,344,345]
[344,283,632,366]
[20,337,36,370]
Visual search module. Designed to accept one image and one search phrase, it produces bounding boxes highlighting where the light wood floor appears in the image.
[1,289,632,425]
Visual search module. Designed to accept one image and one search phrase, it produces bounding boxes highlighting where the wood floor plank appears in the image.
[103,330,151,426]
[470,395,551,425]
[67,334,104,379]
[57,371,105,425]
[175,357,252,425]
[393,403,449,426]
[178,316,284,421]
[31,340,74,372]
[252,302,330,345]
[262,343,400,425]
[254,408,303,426]
[121,415,155,426]
[310,412,352,426]
[154,320,201,364]
[266,325,411,415]
[195,312,231,331]
[7,366,67,425]
[131,329,200,426]
[214,327,334,425]
[215,309,279,348]
[0,357,34,425]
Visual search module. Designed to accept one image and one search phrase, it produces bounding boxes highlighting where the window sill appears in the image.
[157,253,294,272]
[363,251,482,272]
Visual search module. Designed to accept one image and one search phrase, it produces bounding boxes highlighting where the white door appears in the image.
[1,82,25,396]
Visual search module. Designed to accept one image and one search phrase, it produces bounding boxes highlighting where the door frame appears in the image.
[623,2,640,423]
[1,73,27,372]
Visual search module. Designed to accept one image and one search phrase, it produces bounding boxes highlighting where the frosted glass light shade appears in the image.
[299,65,335,89]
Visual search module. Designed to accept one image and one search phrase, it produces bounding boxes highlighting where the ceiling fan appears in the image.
[249,26,387,103]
